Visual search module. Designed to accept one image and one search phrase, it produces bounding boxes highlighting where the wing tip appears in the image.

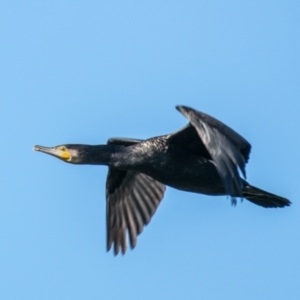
[175,105,189,113]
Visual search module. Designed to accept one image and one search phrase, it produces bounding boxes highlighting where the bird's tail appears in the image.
[242,184,291,208]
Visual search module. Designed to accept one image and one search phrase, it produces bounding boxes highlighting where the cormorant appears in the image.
[34,106,290,255]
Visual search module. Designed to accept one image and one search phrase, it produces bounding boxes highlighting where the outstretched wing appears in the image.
[175,106,251,196]
[106,138,166,255]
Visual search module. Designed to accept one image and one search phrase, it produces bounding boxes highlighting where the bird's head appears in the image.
[34,144,86,164]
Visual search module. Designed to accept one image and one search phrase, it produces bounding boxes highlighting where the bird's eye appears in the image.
[60,146,66,151]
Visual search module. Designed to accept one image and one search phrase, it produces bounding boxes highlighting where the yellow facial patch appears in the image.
[59,149,71,161]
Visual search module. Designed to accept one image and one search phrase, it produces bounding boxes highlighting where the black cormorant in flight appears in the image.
[34,106,290,255]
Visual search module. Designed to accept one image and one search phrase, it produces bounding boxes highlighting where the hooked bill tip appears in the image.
[33,145,43,151]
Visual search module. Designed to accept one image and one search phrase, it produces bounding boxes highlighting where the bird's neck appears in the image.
[80,144,124,165]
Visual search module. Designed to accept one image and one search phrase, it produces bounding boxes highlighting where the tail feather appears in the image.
[242,184,291,208]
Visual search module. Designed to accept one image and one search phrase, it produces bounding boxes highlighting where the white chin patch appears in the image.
[68,149,79,162]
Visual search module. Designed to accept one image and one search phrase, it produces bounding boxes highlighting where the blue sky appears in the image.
[1,1,300,299]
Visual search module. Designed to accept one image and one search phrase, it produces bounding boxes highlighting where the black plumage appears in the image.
[34,106,291,255]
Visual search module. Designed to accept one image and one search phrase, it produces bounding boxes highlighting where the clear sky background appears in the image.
[1,2,300,299]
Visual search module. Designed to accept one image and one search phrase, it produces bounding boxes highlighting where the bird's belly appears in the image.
[162,170,225,196]
[138,157,226,196]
